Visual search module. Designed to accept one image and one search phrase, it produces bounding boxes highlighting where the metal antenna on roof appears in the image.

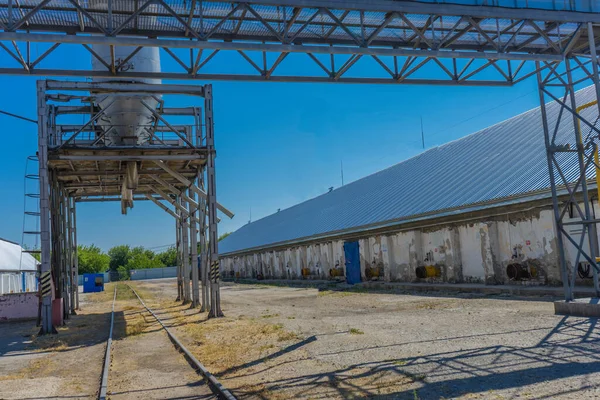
[421,116,425,149]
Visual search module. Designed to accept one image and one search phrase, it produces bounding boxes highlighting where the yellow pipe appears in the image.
[576,100,600,203]
[576,100,600,263]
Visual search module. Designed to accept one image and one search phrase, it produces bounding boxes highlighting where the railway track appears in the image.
[99,284,235,400]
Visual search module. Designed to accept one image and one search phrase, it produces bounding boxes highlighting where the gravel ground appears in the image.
[0,284,216,400]
[0,290,110,399]
[131,279,600,400]
[107,284,216,399]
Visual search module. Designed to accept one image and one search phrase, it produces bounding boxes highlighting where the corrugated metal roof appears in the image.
[220,86,599,255]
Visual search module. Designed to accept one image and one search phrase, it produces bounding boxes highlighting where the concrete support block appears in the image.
[554,298,600,317]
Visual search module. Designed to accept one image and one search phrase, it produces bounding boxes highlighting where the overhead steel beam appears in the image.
[0,32,564,62]
[146,194,179,220]
[205,0,600,22]
[153,160,235,218]
[0,1,589,84]
[0,67,516,85]
[49,154,205,161]
[76,196,163,203]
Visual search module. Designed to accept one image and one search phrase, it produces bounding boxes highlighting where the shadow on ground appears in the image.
[224,316,600,399]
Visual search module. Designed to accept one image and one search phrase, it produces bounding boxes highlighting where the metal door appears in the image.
[344,241,361,285]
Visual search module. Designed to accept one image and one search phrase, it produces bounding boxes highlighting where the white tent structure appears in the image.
[0,238,38,295]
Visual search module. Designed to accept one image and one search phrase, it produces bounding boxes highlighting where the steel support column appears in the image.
[72,197,79,310]
[60,186,70,320]
[537,29,600,301]
[585,23,600,294]
[175,198,183,302]
[66,194,73,315]
[199,167,209,313]
[205,85,223,318]
[190,187,200,308]
[181,196,191,304]
[37,80,54,334]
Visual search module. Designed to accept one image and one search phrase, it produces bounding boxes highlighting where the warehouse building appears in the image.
[219,86,598,287]
[0,238,38,295]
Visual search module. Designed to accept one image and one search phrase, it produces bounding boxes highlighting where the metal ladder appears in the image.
[21,155,41,259]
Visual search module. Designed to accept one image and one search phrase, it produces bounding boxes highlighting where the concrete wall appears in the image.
[0,292,38,321]
[130,267,177,281]
[220,202,599,286]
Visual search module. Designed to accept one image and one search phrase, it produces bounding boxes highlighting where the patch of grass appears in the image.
[179,316,303,374]
[277,330,301,342]
[261,313,280,319]
[287,316,296,320]
[115,283,137,300]
[349,328,364,335]
[394,360,407,366]
[125,314,146,336]
[415,300,455,310]
[318,290,354,297]
[0,358,57,381]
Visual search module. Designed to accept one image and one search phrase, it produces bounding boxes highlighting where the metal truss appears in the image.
[0,0,597,84]
[36,80,228,333]
[537,23,600,302]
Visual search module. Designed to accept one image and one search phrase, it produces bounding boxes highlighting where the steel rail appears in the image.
[98,286,116,400]
[127,284,236,400]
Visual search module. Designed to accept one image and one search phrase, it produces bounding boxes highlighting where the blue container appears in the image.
[83,273,105,293]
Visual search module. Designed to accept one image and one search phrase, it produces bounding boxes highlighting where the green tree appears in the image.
[125,251,164,271]
[218,232,231,241]
[157,247,177,267]
[108,245,131,271]
[78,244,110,274]
[129,246,155,260]
[117,265,130,281]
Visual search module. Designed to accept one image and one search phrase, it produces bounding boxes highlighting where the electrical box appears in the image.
[83,273,104,293]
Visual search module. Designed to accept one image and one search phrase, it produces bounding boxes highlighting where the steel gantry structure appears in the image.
[0,0,599,84]
[36,80,231,333]
[1,1,599,327]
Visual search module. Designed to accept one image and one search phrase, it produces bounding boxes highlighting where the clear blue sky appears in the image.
[0,46,545,252]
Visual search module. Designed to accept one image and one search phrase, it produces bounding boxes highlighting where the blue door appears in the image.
[344,241,361,285]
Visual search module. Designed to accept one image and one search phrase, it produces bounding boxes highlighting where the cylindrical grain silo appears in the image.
[89,0,161,146]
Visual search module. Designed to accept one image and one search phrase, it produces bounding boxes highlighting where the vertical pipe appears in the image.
[204,85,223,318]
[536,62,572,302]
[37,81,54,334]
[182,196,191,304]
[190,188,200,308]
